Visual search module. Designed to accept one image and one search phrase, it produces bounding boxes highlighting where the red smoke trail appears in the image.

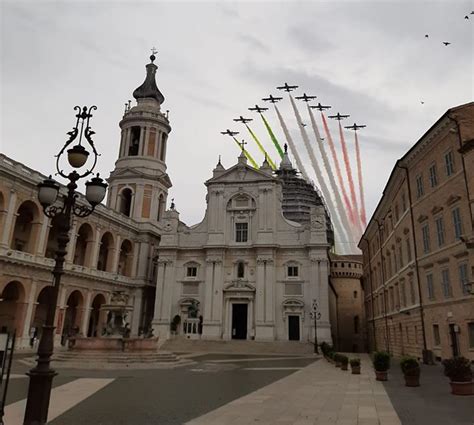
[354,131,367,227]
[321,113,355,225]
[338,121,362,234]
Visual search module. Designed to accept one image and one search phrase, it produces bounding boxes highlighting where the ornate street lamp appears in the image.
[23,106,107,425]
[310,299,322,354]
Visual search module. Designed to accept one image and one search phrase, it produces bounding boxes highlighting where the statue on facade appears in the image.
[187,300,199,318]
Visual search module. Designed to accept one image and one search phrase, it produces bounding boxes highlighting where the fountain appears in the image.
[68,291,158,352]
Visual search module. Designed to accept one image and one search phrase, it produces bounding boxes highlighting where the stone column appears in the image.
[54,285,68,346]
[202,258,221,339]
[136,241,150,279]
[20,280,38,348]
[134,184,144,219]
[139,126,146,156]
[265,259,275,324]
[131,290,143,336]
[80,290,92,336]
[152,259,172,339]
[255,258,265,323]
[89,227,101,270]
[111,235,122,274]
[131,241,140,278]
[1,190,17,247]
[65,219,79,263]
[35,217,50,256]
[211,260,224,322]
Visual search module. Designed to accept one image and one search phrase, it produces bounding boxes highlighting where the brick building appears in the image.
[359,102,474,361]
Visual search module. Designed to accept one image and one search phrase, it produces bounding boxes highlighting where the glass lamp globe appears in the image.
[67,145,89,168]
[85,174,108,206]
[37,176,60,207]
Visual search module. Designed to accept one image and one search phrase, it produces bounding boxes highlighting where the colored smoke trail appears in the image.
[260,114,284,158]
[321,113,355,226]
[289,95,347,251]
[338,122,362,234]
[274,104,310,181]
[245,124,277,170]
[232,137,259,168]
[308,105,355,252]
[354,131,367,227]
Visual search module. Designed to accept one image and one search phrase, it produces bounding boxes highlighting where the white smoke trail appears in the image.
[289,95,349,253]
[307,105,357,253]
[274,104,310,181]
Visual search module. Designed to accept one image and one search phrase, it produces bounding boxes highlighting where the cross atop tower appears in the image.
[239,139,247,151]
[151,46,158,56]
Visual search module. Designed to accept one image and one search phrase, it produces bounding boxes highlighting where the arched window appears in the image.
[97,232,114,272]
[118,239,133,277]
[159,133,167,161]
[45,216,62,258]
[128,126,141,156]
[88,294,106,337]
[10,200,40,253]
[237,261,245,279]
[0,281,26,333]
[63,290,84,338]
[73,223,94,266]
[157,194,165,221]
[119,188,133,217]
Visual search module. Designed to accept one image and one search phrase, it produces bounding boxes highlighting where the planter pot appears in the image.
[375,370,388,381]
[449,381,474,396]
[351,366,361,375]
[341,364,348,371]
[404,374,420,387]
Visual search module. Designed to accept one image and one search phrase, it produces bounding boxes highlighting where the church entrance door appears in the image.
[232,303,248,340]
[288,315,300,341]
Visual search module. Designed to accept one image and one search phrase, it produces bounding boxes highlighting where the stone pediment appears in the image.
[224,280,256,292]
[206,163,275,185]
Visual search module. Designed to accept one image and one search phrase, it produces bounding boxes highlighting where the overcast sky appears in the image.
[1,0,473,234]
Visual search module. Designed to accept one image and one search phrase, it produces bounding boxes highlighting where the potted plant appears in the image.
[328,351,335,364]
[442,357,473,395]
[340,355,349,371]
[350,358,361,375]
[170,314,181,335]
[334,353,342,368]
[373,351,390,381]
[400,356,420,387]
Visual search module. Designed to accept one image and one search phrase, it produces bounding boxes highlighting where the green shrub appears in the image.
[339,355,349,366]
[400,356,420,376]
[373,351,391,372]
[321,342,334,356]
[442,357,473,382]
[350,358,361,367]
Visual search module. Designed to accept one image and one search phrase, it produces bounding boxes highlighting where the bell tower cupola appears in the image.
[107,53,172,223]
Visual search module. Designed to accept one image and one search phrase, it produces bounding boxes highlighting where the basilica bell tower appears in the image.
[107,53,172,222]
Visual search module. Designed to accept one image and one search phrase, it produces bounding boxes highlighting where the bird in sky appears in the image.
[425,34,429,38]
[420,101,425,104]
[442,41,451,46]
[465,15,469,19]
[301,123,307,127]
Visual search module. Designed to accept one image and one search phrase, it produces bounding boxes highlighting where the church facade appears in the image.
[152,152,333,343]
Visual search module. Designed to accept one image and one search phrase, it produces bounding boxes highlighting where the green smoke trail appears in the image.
[232,137,259,168]
[245,124,277,170]
[260,114,284,158]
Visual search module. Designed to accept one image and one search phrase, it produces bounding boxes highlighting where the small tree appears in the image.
[373,351,391,372]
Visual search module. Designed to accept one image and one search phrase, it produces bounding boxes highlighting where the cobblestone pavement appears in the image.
[382,359,474,425]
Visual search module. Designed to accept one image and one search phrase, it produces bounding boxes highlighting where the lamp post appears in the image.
[310,299,322,354]
[23,106,107,425]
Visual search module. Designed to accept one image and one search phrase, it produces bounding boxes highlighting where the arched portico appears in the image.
[87,293,106,337]
[10,200,41,253]
[0,281,26,334]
